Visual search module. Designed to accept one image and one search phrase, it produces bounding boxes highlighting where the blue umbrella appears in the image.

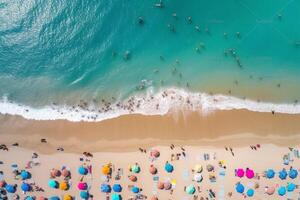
[289,169,298,179]
[235,183,244,193]
[5,184,16,193]
[266,169,275,179]
[48,179,58,188]
[20,170,31,180]
[131,186,140,193]
[287,183,296,192]
[80,191,89,199]
[165,163,174,173]
[113,184,122,192]
[100,184,111,193]
[78,166,88,175]
[279,169,287,180]
[50,196,60,200]
[278,186,286,196]
[247,189,254,197]
[21,182,31,192]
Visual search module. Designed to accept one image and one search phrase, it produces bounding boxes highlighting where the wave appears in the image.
[0,88,300,122]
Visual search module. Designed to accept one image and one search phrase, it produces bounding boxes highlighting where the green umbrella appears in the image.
[186,185,195,195]
[131,165,140,173]
[111,193,121,200]
[48,179,58,188]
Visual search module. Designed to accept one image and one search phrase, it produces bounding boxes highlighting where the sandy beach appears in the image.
[1,109,300,153]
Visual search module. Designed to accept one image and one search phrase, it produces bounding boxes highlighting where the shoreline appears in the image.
[1,108,300,153]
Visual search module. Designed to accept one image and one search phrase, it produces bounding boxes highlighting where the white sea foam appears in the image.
[0,88,300,122]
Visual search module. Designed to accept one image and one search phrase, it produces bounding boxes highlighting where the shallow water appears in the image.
[0,0,300,121]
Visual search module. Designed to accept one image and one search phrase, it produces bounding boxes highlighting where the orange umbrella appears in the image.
[37,197,47,200]
[63,194,72,200]
[59,182,69,190]
[157,182,164,190]
[129,175,137,182]
[102,165,111,175]
[151,197,158,200]
[149,165,157,175]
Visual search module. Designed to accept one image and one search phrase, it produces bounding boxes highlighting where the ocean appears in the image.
[0,0,300,121]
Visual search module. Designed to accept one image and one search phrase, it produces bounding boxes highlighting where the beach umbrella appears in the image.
[37,196,47,200]
[278,186,286,196]
[236,168,244,178]
[102,165,111,175]
[131,186,140,193]
[21,170,31,180]
[185,185,195,195]
[21,182,31,192]
[0,180,6,188]
[100,184,111,193]
[131,165,140,173]
[265,186,275,195]
[149,165,157,175]
[111,193,121,200]
[61,169,70,177]
[164,182,172,190]
[289,169,298,179]
[279,169,288,180]
[78,166,88,175]
[194,164,203,173]
[246,169,254,179]
[247,189,254,197]
[236,183,244,193]
[113,184,122,192]
[266,169,275,179]
[193,174,203,182]
[206,164,214,172]
[287,183,296,192]
[49,196,60,200]
[151,197,158,200]
[63,194,72,200]
[157,182,164,190]
[128,175,137,182]
[48,180,58,189]
[25,196,35,200]
[5,184,16,193]
[150,150,160,158]
[80,191,89,199]
[51,169,61,177]
[164,163,174,173]
[59,182,69,190]
[77,182,88,190]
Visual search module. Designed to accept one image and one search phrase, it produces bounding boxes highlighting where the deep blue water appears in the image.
[1,0,300,107]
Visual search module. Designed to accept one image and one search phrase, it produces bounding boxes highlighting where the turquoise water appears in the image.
[1,0,300,120]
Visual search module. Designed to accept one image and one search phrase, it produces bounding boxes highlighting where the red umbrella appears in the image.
[62,169,70,177]
[149,165,157,175]
[0,180,6,188]
[51,169,61,177]
[150,150,160,158]
[129,175,137,182]
[157,182,164,190]
[151,197,158,200]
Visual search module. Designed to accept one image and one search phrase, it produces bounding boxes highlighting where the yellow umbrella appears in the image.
[171,179,177,185]
[63,194,72,200]
[59,182,69,190]
[194,164,203,173]
[102,165,111,175]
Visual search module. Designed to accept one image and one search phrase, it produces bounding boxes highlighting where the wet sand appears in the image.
[1,109,300,153]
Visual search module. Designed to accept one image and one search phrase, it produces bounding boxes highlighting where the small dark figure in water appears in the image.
[138,17,144,25]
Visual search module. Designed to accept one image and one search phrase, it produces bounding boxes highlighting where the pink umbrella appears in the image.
[265,186,275,195]
[150,150,160,158]
[164,182,172,190]
[246,168,254,179]
[236,168,244,178]
[77,182,87,190]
